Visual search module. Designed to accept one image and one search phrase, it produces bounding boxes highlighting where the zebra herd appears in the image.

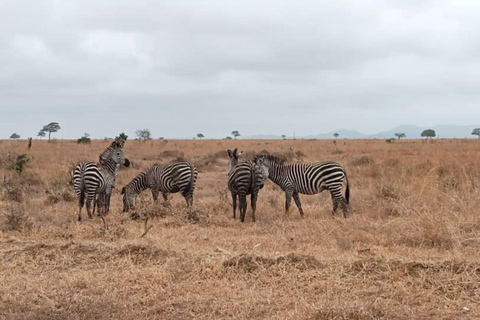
[73,138,350,224]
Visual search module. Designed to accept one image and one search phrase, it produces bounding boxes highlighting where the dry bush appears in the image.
[1,203,33,232]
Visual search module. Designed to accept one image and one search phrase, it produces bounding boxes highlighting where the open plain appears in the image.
[1,139,480,319]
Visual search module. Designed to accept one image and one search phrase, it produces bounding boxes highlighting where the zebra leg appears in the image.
[163,193,170,207]
[85,191,95,219]
[239,194,247,222]
[184,194,194,214]
[251,191,258,223]
[285,191,293,214]
[151,189,159,203]
[293,192,304,217]
[77,189,85,222]
[340,197,349,218]
[231,191,237,219]
[105,191,112,215]
[330,192,339,216]
[92,192,97,216]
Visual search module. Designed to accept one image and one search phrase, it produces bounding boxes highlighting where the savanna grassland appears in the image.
[1,138,480,319]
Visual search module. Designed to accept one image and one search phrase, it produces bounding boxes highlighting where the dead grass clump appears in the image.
[350,155,374,166]
[392,217,455,249]
[116,244,171,264]
[376,184,400,200]
[160,150,185,159]
[1,203,33,232]
[310,304,387,320]
[223,253,323,272]
[195,150,225,170]
[1,179,24,202]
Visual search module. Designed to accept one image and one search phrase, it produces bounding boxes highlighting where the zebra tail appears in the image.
[182,163,196,197]
[345,175,350,204]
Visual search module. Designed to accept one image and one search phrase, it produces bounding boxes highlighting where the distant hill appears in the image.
[243,124,480,139]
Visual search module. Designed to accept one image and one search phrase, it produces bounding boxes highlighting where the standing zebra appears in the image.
[227,149,268,222]
[254,154,350,218]
[121,161,198,214]
[73,139,130,221]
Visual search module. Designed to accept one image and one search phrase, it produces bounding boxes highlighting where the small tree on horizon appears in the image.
[41,122,61,141]
[77,133,91,144]
[471,128,480,139]
[37,131,46,139]
[10,133,20,139]
[281,134,287,140]
[232,130,240,139]
[421,129,436,140]
[225,136,232,140]
[136,129,152,142]
[197,133,205,139]
[333,133,339,139]
[395,132,406,140]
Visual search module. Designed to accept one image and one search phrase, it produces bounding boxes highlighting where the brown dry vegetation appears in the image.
[1,138,480,319]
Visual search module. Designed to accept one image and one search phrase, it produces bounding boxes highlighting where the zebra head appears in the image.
[227,148,243,171]
[254,155,270,184]
[121,186,136,212]
[254,154,283,171]
[101,140,130,168]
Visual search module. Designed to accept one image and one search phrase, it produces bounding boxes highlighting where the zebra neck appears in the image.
[99,158,117,175]
[129,173,149,194]
[268,163,288,186]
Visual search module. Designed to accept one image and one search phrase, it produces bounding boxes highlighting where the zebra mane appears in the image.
[255,154,285,164]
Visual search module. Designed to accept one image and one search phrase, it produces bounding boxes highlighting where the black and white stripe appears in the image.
[254,154,350,218]
[121,161,198,214]
[73,139,130,221]
[227,149,268,222]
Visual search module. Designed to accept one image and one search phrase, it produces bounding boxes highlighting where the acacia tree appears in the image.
[10,133,20,139]
[41,122,61,141]
[37,131,46,139]
[421,129,436,140]
[471,128,480,139]
[333,133,339,139]
[231,130,240,139]
[136,129,152,142]
[197,133,204,139]
[395,132,406,140]
[281,134,287,140]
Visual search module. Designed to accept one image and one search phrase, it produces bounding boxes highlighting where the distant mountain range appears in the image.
[244,124,480,139]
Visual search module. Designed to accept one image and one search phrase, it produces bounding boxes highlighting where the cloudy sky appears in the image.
[1,0,480,139]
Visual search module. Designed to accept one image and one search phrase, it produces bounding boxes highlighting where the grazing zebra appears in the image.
[73,139,130,221]
[121,161,198,214]
[254,154,350,218]
[227,148,268,222]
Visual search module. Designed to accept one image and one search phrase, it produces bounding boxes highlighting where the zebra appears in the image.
[73,139,130,221]
[227,148,268,222]
[254,154,350,218]
[121,161,198,214]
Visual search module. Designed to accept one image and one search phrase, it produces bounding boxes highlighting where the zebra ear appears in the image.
[227,149,233,158]
[238,151,243,157]
[121,187,125,195]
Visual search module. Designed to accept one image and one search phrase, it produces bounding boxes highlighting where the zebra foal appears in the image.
[227,148,268,222]
[121,161,198,214]
[254,154,350,218]
[73,138,130,221]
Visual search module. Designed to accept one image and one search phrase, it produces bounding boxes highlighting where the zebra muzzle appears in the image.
[124,159,131,167]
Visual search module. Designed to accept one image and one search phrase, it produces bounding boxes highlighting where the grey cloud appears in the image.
[1,0,480,139]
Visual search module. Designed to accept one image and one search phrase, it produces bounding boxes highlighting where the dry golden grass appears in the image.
[1,138,480,319]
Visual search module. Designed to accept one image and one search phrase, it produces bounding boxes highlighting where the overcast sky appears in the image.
[1,0,480,139]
